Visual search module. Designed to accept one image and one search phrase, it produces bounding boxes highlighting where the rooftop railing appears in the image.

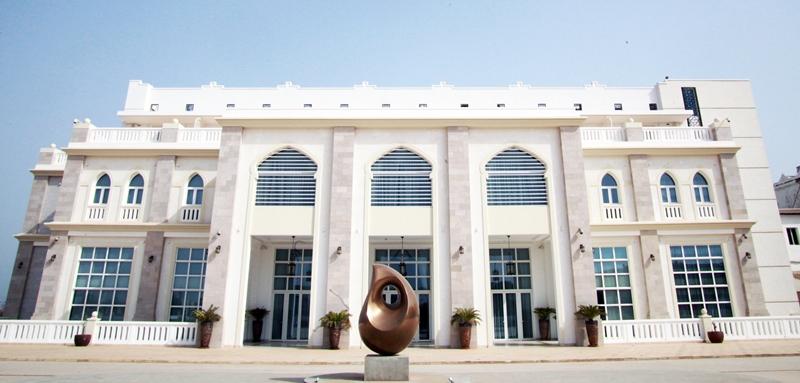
[83,127,221,146]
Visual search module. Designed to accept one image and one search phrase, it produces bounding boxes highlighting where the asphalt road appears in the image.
[0,356,798,382]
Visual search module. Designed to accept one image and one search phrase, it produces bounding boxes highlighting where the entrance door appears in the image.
[270,248,312,341]
[489,248,534,341]
[374,248,431,342]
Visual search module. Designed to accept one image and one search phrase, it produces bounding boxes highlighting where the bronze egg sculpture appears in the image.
[359,264,419,355]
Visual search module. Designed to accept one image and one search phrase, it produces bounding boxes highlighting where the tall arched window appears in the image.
[601,173,620,204]
[660,173,679,203]
[93,174,111,205]
[371,148,432,206]
[126,174,144,205]
[485,148,547,205]
[186,175,204,205]
[693,173,712,203]
[256,148,317,206]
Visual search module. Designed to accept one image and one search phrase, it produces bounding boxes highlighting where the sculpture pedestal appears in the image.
[364,355,409,381]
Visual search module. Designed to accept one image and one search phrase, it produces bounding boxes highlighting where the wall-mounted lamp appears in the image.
[458,245,464,255]
[577,228,584,235]
[579,244,586,253]
[650,254,656,262]
[17,261,23,269]
[216,232,222,237]
[741,233,748,240]
[49,254,57,263]
[214,245,221,255]
[745,252,752,260]
[336,246,342,255]
[148,255,155,263]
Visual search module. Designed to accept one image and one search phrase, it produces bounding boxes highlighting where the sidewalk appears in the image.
[0,340,798,365]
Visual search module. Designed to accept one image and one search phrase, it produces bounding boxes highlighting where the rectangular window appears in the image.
[593,247,634,320]
[262,103,271,108]
[70,247,134,321]
[788,227,800,245]
[150,104,159,112]
[303,103,312,108]
[226,103,235,108]
[681,87,703,126]
[382,104,391,108]
[418,103,427,108]
[537,103,546,108]
[649,103,658,111]
[497,103,506,108]
[573,103,582,111]
[671,245,732,318]
[460,104,469,108]
[340,104,349,108]
[185,104,194,112]
[614,103,623,111]
[169,248,208,322]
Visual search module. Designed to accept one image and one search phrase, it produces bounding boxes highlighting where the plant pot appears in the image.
[328,327,341,350]
[584,320,599,347]
[538,319,551,341]
[198,322,213,348]
[707,331,724,344]
[458,324,472,349]
[251,319,263,343]
[74,334,91,347]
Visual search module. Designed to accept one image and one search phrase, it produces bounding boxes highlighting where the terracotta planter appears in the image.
[198,322,213,348]
[538,319,551,341]
[707,331,724,344]
[458,324,472,349]
[251,319,263,343]
[74,334,91,347]
[328,327,341,350]
[584,320,599,347]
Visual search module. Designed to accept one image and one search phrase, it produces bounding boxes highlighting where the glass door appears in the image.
[374,248,432,342]
[270,248,312,341]
[489,248,534,341]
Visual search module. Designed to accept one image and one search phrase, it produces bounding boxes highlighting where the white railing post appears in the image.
[698,309,712,343]
[84,311,100,342]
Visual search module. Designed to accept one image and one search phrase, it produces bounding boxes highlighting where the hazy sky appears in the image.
[1,1,798,301]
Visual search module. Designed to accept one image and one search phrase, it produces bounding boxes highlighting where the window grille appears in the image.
[671,244,732,318]
[593,247,634,320]
[660,173,679,203]
[186,175,204,205]
[70,247,133,321]
[682,87,703,126]
[169,248,208,322]
[127,174,144,205]
[601,173,620,204]
[93,174,111,205]
[693,173,712,203]
[486,148,547,206]
[371,148,432,206]
[256,148,317,206]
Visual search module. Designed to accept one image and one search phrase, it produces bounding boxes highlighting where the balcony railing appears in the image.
[602,205,624,221]
[581,126,716,144]
[180,206,201,222]
[581,127,626,142]
[695,203,717,219]
[86,205,107,221]
[119,206,142,222]
[643,127,713,142]
[88,128,162,144]
[662,204,683,220]
[178,128,222,144]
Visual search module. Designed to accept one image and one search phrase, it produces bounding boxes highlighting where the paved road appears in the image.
[0,357,798,382]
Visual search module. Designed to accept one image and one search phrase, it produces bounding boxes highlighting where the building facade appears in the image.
[5,79,798,348]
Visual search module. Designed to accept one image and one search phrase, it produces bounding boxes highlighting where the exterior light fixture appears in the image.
[399,236,407,277]
[458,245,464,255]
[49,254,57,263]
[745,252,752,260]
[17,261,23,269]
[577,228,584,235]
[148,255,155,263]
[505,235,516,275]
[289,236,299,275]
[579,244,586,253]
[336,246,342,255]
[214,245,221,255]
[650,254,656,262]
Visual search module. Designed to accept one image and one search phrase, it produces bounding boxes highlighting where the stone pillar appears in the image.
[629,155,655,221]
[639,230,670,318]
[4,242,34,318]
[559,126,597,345]
[134,155,175,320]
[203,126,243,347]
[21,176,50,234]
[325,127,355,348]
[624,121,644,142]
[446,126,475,347]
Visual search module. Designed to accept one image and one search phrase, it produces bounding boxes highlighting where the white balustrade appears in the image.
[119,206,141,222]
[643,127,713,142]
[581,128,626,142]
[0,320,84,344]
[88,128,162,144]
[86,205,107,221]
[52,151,67,165]
[662,204,683,220]
[603,205,624,221]
[696,203,717,219]
[603,318,703,344]
[94,321,196,346]
[713,316,800,341]
[178,128,222,144]
[180,206,202,222]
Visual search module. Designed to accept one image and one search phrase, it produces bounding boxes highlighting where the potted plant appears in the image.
[194,305,221,348]
[248,307,269,343]
[73,333,91,347]
[707,323,724,343]
[533,307,556,341]
[451,307,481,349]
[319,310,351,349]
[574,304,604,347]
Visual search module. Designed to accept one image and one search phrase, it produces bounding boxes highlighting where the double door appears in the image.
[271,248,312,341]
[490,248,534,341]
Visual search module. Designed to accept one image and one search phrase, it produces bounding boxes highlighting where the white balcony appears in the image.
[662,204,683,220]
[88,128,162,144]
[642,127,714,142]
[180,206,202,223]
[178,128,222,144]
[695,203,717,219]
[581,127,626,142]
[85,205,107,221]
[119,206,142,222]
[602,205,624,221]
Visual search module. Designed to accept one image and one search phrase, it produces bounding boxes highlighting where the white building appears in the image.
[5,79,798,348]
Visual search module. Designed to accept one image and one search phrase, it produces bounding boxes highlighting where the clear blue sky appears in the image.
[1,1,798,301]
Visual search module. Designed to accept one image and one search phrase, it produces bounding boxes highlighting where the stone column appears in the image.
[133,156,175,320]
[203,126,243,347]
[325,127,355,348]
[559,126,597,345]
[629,155,655,221]
[639,230,670,318]
[4,242,34,318]
[446,126,475,347]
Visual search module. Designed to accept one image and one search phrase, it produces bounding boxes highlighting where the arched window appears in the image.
[485,148,547,205]
[693,173,712,203]
[601,173,620,204]
[371,148,432,206]
[256,148,317,206]
[186,175,204,205]
[93,174,111,205]
[126,174,144,205]
[660,173,679,203]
